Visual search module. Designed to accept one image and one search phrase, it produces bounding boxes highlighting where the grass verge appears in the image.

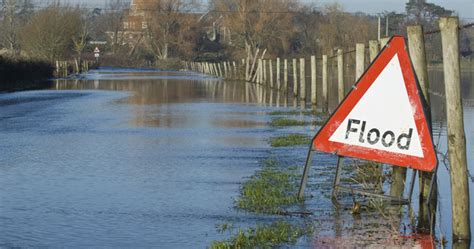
[210,220,312,249]
[236,159,301,214]
[270,134,311,147]
[270,118,306,127]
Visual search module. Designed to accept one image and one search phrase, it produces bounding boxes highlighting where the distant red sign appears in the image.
[313,36,437,172]
[94,47,100,53]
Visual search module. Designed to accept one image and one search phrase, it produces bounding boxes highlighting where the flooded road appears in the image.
[0,69,278,247]
[0,67,473,247]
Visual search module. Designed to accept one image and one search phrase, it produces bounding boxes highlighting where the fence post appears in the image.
[408,24,435,233]
[245,58,250,81]
[311,55,317,107]
[284,59,288,93]
[355,43,365,80]
[269,59,274,88]
[380,37,390,48]
[300,58,306,103]
[337,49,344,103]
[292,58,298,97]
[322,55,328,112]
[263,60,267,85]
[440,16,470,241]
[276,58,281,90]
[369,40,379,63]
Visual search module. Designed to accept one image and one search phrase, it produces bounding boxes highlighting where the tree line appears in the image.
[0,0,471,67]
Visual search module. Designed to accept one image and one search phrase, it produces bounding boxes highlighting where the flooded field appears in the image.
[0,67,472,247]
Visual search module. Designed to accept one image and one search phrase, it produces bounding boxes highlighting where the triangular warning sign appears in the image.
[313,36,437,172]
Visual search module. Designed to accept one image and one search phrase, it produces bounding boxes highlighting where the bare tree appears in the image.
[0,0,33,53]
[20,4,82,61]
[103,0,128,55]
[145,0,199,60]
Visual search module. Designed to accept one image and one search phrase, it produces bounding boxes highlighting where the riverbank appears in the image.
[0,56,54,92]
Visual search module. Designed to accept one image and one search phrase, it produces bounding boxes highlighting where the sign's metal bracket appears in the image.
[331,155,416,206]
[298,146,416,206]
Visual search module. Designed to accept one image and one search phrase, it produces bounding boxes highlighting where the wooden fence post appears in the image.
[245,58,250,81]
[284,59,288,93]
[276,58,281,90]
[408,24,435,233]
[440,16,470,241]
[380,37,390,48]
[322,55,328,112]
[369,40,379,63]
[293,58,298,97]
[311,55,317,107]
[300,58,306,102]
[337,49,344,103]
[263,60,267,85]
[269,59,274,88]
[355,43,365,80]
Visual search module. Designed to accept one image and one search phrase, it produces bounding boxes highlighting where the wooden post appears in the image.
[300,58,306,102]
[440,16,470,241]
[369,40,379,63]
[380,37,390,48]
[337,49,344,103]
[233,61,237,79]
[276,58,281,90]
[408,24,435,233]
[245,58,250,81]
[269,59,274,88]
[292,58,298,97]
[284,59,288,93]
[218,63,224,77]
[224,62,229,78]
[263,60,267,85]
[355,43,365,81]
[311,55,317,107]
[322,55,328,112]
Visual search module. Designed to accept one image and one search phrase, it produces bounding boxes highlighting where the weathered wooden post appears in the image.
[337,49,344,103]
[300,58,306,102]
[408,24,436,233]
[276,58,281,90]
[245,58,250,81]
[269,59,274,88]
[322,55,328,112]
[263,60,267,85]
[284,59,288,93]
[380,37,390,48]
[355,43,365,80]
[311,55,317,107]
[233,61,237,79]
[218,63,223,78]
[440,16,470,241]
[293,58,298,97]
[369,40,379,63]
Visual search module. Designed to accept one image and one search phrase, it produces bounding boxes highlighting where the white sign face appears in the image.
[94,53,100,58]
[94,47,100,53]
[328,54,424,157]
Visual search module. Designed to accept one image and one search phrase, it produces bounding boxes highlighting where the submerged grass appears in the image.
[268,110,322,116]
[236,159,301,214]
[270,134,311,147]
[210,220,312,249]
[269,118,306,127]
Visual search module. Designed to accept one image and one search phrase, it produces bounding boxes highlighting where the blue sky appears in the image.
[49,0,474,19]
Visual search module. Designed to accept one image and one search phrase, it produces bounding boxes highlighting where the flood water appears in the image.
[0,67,472,247]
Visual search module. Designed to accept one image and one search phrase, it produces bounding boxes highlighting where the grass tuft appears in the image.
[270,134,311,147]
[236,159,301,214]
[210,221,312,249]
[269,118,306,127]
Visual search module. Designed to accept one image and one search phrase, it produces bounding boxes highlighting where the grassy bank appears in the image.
[0,56,54,91]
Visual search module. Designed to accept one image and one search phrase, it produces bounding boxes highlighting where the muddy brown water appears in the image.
[0,67,472,247]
